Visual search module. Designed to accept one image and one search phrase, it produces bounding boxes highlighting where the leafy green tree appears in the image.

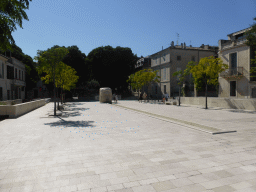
[189,56,228,109]
[0,0,32,52]
[245,17,256,48]
[34,47,69,116]
[41,61,79,104]
[86,46,137,93]
[127,69,160,99]
[244,17,256,80]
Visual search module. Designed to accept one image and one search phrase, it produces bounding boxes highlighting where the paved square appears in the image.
[0,100,256,192]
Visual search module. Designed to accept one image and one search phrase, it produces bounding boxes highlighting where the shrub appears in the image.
[0,101,7,105]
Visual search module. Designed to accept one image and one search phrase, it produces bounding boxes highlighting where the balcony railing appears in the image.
[221,38,247,50]
[220,67,243,77]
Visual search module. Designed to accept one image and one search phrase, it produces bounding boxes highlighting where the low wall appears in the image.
[179,97,256,111]
[0,99,48,118]
[0,99,22,105]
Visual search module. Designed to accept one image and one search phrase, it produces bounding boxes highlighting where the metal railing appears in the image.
[220,67,243,77]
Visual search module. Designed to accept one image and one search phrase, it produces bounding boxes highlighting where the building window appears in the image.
[230,81,236,96]
[163,68,166,80]
[177,56,181,61]
[2,63,4,79]
[155,57,157,64]
[15,68,17,79]
[163,53,165,61]
[164,85,166,94]
[19,70,20,80]
[7,65,14,79]
[191,56,195,62]
[230,52,237,69]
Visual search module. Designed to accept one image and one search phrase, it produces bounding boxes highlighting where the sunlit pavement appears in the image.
[0,100,256,192]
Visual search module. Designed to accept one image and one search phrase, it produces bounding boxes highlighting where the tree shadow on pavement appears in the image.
[44,116,95,128]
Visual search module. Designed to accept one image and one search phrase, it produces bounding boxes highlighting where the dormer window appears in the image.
[236,33,245,40]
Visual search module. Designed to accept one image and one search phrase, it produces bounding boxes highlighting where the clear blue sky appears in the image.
[11,0,256,62]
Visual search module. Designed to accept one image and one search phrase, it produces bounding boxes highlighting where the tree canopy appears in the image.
[34,47,69,115]
[0,0,32,52]
[245,17,256,80]
[245,17,256,48]
[127,68,160,97]
[189,56,228,91]
[86,45,138,93]
[40,61,79,103]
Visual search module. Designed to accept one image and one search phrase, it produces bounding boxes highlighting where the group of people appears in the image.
[138,92,169,103]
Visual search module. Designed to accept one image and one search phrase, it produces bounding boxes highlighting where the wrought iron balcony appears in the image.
[220,67,243,78]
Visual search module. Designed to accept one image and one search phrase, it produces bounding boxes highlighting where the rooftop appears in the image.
[227,26,252,37]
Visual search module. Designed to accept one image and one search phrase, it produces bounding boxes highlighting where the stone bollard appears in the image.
[99,87,112,104]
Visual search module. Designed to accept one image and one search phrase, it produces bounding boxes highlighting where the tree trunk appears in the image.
[205,82,208,109]
[57,87,59,110]
[61,87,63,104]
[53,67,56,116]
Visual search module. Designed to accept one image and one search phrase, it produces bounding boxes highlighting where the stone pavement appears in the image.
[0,100,256,192]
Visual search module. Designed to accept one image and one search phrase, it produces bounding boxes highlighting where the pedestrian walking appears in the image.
[113,93,116,103]
[139,93,143,103]
[165,93,169,102]
[162,94,166,104]
[115,94,118,103]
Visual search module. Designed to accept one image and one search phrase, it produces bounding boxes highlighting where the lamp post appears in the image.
[178,80,181,106]
[205,78,210,109]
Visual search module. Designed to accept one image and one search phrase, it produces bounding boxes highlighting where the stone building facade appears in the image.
[0,55,26,101]
[144,42,218,99]
[218,27,256,98]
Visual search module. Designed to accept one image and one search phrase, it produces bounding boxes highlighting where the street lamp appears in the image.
[177,80,181,106]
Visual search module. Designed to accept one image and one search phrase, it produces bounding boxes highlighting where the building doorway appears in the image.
[230,81,236,97]
[252,87,256,98]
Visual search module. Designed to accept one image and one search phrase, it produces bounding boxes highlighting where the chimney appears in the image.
[171,41,174,47]
[205,45,209,49]
[201,44,204,48]
[184,42,186,49]
[162,46,163,50]
[181,43,183,48]
[190,45,192,47]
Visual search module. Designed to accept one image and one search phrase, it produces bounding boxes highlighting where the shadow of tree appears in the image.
[63,108,90,111]
[44,116,95,128]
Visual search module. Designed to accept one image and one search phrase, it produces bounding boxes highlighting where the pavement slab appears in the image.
[0,100,256,192]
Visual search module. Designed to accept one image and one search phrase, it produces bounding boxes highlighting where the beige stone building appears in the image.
[141,42,218,99]
[218,27,256,98]
[0,54,26,101]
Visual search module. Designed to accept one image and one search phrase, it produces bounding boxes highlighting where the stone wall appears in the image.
[179,97,256,111]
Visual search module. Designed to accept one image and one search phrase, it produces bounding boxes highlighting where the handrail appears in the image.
[220,67,243,77]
